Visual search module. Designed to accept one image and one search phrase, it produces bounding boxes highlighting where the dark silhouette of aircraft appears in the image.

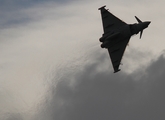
[98,6,151,73]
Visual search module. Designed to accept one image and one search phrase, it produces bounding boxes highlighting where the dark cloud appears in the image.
[0,0,74,28]
[0,0,75,12]
[0,1,36,28]
[37,51,165,120]
[4,113,23,120]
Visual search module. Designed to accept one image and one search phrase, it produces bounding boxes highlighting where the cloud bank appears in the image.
[37,51,165,120]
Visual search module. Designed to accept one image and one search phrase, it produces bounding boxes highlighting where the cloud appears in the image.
[4,113,23,120]
[0,0,74,28]
[0,1,101,119]
[0,0,165,120]
[37,51,165,120]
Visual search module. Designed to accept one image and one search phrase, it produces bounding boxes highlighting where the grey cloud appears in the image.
[0,1,34,28]
[0,0,74,28]
[4,113,23,120]
[38,51,165,120]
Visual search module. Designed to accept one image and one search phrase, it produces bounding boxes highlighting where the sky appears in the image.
[0,0,165,120]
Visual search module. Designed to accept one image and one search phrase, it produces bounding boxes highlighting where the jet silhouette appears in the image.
[98,6,151,73]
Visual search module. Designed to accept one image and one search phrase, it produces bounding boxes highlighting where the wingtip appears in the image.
[98,5,106,10]
[114,69,121,73]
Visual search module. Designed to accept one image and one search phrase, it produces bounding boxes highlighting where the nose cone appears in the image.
[137,21,151,31]
[148,21,151,25]
[143,21,151,28]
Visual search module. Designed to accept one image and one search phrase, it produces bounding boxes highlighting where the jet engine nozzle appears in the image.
[99,37,104,42]
[101,41,110,48]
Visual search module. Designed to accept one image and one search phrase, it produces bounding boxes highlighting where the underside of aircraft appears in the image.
[98,6,151,73]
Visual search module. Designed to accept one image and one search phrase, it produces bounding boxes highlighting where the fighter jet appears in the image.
[98,6,151,73]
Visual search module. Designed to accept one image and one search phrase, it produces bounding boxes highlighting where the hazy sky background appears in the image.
[0,0,165,120]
